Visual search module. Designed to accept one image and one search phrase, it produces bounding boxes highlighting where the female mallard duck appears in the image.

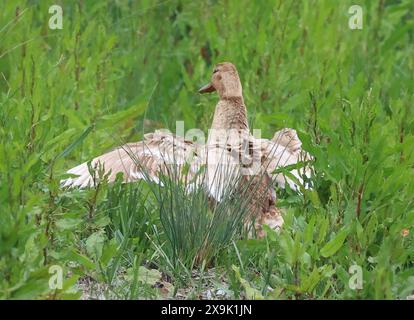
[62,62,312,236]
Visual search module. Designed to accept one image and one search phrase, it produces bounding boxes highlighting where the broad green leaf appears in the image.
[301,268,321,293]
[306,190,321,208]
[85,231,106,260]
[365,214,378,245]
[126,266,162,286]
[320,228,349,258]
[68,250,95,270]
[100,239,118,267]
[317,217,329,244]
[304,216,316,245]
[138,267,162,286]
[55,125,94,160]
[55,218,83,230]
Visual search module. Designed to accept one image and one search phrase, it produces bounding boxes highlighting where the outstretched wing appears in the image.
[259,128,313,191]
[61,130,200,188]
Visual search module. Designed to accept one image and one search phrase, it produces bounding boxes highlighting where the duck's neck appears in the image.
[211,96,249,131]
[208,96,249,144]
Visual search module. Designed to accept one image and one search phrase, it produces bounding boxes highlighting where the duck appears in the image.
[61,62,312,237]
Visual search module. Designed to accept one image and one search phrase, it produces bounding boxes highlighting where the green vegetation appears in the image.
[1,0,413,299]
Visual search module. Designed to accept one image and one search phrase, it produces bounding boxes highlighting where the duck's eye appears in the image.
[213,69,219,74]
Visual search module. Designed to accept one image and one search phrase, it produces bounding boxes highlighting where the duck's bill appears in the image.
[198,83,216,94]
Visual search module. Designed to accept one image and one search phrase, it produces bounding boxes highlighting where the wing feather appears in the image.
[61,130,199,188]
[259,128,313,191]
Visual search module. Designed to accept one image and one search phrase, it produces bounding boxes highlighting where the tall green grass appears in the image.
[150,165,253,269]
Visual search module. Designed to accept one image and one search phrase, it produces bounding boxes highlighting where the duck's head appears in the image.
[198,62,242,99]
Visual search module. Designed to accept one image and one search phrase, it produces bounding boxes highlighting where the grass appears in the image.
[1,0,414,299]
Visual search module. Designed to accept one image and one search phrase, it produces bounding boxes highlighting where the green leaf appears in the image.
[138,266,162,286]
[93,215,111,228]
[55,125,94,160]
[301,268,321,293]
[55,218,83,230]
[100,239,118,267]
[9,268,51,299]
[304,216,316,245]
[232,265,264,300]
[85,231,106,260]
[306,190,321,208]
[317,217,329,244]
[95,103,146,130]
[320,228,349,258]
[365,214,378,245]
[126,266,162,286]
[68,250,95,270]
[262,224,277,242]
[43,128,77,152]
